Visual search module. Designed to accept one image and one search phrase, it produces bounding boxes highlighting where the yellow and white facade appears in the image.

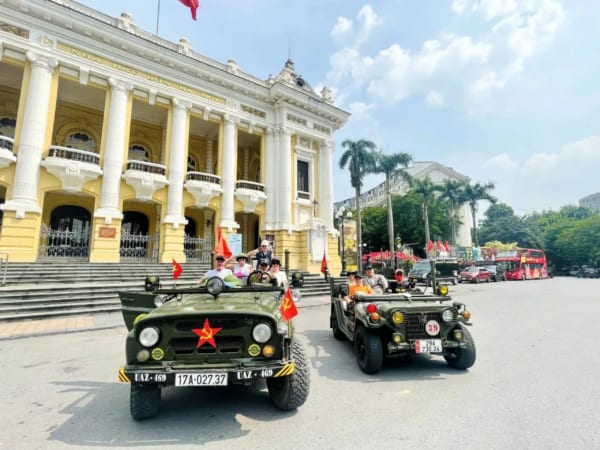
[0,0,349,271]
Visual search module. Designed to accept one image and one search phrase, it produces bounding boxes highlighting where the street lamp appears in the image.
[335,208,352,275]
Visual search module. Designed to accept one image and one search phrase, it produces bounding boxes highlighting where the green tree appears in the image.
[339,139,377,271]
[410,177,443,254]
[555,214,600,266]
[438,179,468,246]
[370,151,413,255]
[463,181,497,247]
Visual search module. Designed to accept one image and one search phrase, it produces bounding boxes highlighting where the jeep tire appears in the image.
[130,383,161,420]
[267,341,310,411]
[354,325,383,374]
[444,325,476,370]
[331,307,345,340]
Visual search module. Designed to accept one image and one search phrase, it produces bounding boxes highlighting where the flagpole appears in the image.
[155,0,161,35]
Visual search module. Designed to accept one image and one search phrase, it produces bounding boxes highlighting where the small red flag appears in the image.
[214,228,233,260]
[172,258,183,280]
[178,0,199,20]
[426,240,434,253]
[279,288,298,321]
[320,251,328,274]
[443,241,450,253]
[437,240,443,252]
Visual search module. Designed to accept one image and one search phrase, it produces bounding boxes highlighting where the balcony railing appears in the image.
[235,180,265,192]
[48,145,100,165]
[0,135,14,151]
[126,159,166,175]
[187,171,221,184]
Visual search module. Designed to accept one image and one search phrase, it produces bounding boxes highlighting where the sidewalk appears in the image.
[0,294,331,340]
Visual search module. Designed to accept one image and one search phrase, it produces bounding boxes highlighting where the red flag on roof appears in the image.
[214,228,233,260]
[443,241,450,253]
[320,251,328,274]
[172,258,183,280]
[179,0,199,20]
[279,288,298,321]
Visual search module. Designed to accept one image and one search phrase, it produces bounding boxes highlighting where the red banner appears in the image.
[279,288,298,321]
[178,0,199,20]
[214,228,232,260]
[320,251,328,274]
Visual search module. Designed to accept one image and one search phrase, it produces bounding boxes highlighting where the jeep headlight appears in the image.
[442,309,457,322]
[391,310,404,325]
[252,323,272,343]
[139,326,160,347]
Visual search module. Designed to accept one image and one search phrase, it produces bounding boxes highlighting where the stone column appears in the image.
[278,127,293,229]
[163,98,190,229]
[264,127,277,228]
[219,114,238,229]
[1,52,57,218]
[94,77,133,223]
[319,140,335,230]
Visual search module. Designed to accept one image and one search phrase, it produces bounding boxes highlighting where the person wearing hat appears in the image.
[343,272,373,309]
[247,240,273,269]
[269,258,288,288]
[363,265,389,294]
[198,254,233,284]
[231,253,252,277]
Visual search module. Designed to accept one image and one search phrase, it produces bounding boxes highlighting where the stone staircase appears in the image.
[0,261,332,322]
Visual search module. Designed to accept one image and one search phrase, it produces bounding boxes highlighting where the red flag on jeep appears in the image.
[427,240,434,253]
[178,0,199,20]
[172,258,183,280]
[320,251,328,274]
[279,288,298,321]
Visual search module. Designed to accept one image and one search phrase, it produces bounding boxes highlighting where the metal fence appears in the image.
[38,224,90,258]
[184,234,213,263]
[120,230,160,261]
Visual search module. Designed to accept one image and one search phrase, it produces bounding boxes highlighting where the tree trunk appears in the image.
[386,177,395,266]
[355,186,363,272]
[424,203,431,257]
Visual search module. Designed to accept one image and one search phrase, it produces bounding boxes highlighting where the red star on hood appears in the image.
[192,318,222,348]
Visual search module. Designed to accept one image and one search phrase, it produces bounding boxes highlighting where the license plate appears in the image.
[415,339,442,353]
[175,373,228,386]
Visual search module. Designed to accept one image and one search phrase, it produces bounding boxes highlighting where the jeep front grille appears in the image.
[170,336,244,355]
[405,313,442,339]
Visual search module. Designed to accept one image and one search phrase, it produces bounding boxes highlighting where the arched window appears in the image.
[122,211,149,235]
[64,131,97,152]
[128,144,150,162]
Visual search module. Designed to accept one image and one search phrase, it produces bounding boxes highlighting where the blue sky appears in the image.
[76,0,600,217]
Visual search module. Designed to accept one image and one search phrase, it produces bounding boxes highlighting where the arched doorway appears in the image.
[39,205,91,258]
[120,211,158,260]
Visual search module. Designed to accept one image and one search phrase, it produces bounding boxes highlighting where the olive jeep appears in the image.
[330,280,475,374]
[117,276,310,420]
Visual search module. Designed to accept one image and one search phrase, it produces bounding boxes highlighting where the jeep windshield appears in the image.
[412,261,431,271]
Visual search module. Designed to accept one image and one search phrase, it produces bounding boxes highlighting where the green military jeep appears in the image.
[118,276,310,420]
[330,280,475,374]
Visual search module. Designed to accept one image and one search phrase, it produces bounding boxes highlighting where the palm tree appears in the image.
[411,177,443,255]
[371,151,413,260]
[339,139,377,271]
[438,179,468,246]
[463,181,497,247]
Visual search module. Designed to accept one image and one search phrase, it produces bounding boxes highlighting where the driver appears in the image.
[198,255,233,285]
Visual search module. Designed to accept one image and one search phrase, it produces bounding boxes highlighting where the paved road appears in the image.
[1,278,599,449]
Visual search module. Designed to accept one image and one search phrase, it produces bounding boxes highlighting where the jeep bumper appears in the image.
[118,361,294,385]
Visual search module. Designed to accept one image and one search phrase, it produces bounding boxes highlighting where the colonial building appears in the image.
[0,0,349,271]
[579,192,600,212]
[335,161,473,247]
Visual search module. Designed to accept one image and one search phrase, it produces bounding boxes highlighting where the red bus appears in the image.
[495,248,549,280]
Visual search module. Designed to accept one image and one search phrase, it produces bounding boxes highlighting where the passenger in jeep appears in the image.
[343,273,374,309]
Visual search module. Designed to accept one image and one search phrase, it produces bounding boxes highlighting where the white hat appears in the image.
[261,240,270,246]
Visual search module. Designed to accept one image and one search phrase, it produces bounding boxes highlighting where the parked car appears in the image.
[577,267,600,278]
[407,259,459,287]
[483,264,506,282]
[459,266,491,283]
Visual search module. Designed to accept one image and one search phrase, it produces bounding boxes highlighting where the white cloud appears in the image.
[331,16,352,38]
[484,153,518,170]
[452,0,468,15]
[356,5,382,43]
[425,90,444,107]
